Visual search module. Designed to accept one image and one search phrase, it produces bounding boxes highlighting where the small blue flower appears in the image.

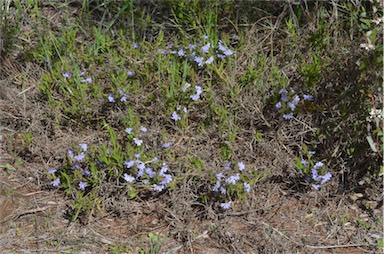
[81,77,92,83]
[201,43,211,53]
[220,201,232,209]
[283,113,294,120]
[212,181,221,192]
[171,111,181,121]
[162,143,171,148]
[68,150,74,159]
[124,160,135,168]
[226,173,240,185]
[160,174,172,186]
[121,94,127,102]
[134,153,141,159]
[108,94,115,103]
[126,70,135,76]
[314,161,324,169]
[203,35,209,40]
[74,152,85,162]
[125,127,133,134]
[238,161,245,171]
[153,184,164,192]
[190,93,200,101]
[140,126,147,133]
[62,72,70,78]
[216,172,224,180]
[320,172,332,184]
[292,95,300,104]
[145,167,156,178]
[48,168,57,174]
[182,82,191,92]
[194,56,204,67]
[79,181,87,190]
[51,178,60,187]
[303,94,314,101]
[220,187,227,195]
[279,89,288,102]
[133,138,143,146]
[275,102,282,110]
[244,182,251,193]
[287,102,296,111]
[142,179,149,184]
[224,162,231,170]
[205,56,214,64]
[178,48,185,56]
[78,143,88,152]
[312,184,320,190]
[83,170,91,176]
[132,42,139,48]
[123,173,135,183]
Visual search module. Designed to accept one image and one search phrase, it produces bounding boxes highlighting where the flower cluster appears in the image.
[212,161,251,210]
[273,88,313,120]
[298,157,332,190]
[160,36,234,68]
[62,71,92,83]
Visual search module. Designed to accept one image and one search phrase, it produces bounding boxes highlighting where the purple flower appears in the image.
[83,170,91,176]
[78,181,87,190]
[314,161,324,169]
[303,94,313,101]
[220,201,232,209]
[178,48,185,56]
[220,187,227,195]
[160,174,172,186]
[182,83,191,92]
[123,173,135,183]
[244,182,251,193]
[142,179,149,184]
[205,56,214,64]
[153,184,165,192]
[124,160,135,168]
[133,138,143,146]
[224,162,231,170]
[320,172,332,184]
[275,102,282,110]
[177,105,182,111]
[216,172,224,180]
[283,113,294,120]
[68,150,74,159]
[74,152,85,162]
[145,167,156,178]
[190,93,200,101]
[212,181,221,192]
[226,173,240,185]
[201,43,211,53]
[301,159,307,165]
[183,107,188,113]
[194,56,204,67]
[162,143,171,148]
[81,77,92,83]
[51,178,60,187]
[171,111,181,121]
[48,168,57,174]
[78,143,88,152]
[126,70,135,76]
[125,127,133,134]
[62,72,70,78]
[108,94,115,103]
[159,164,169,175]
[238,161,245,171]
[203,35,209,40]
[312,184,320,190]
[140,126,147,133]
[136,161,145,171]
[279,89,288,102]
[287,102,296,111]
[292,95,300,104]
[187,44,196,50]
[132,42,139,48]
[134,153,141,159]
[121,94,127,102]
